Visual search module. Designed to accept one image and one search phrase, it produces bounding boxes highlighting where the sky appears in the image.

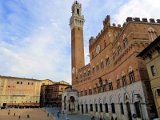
[0,0,159,83]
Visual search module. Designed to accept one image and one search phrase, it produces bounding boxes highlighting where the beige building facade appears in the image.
[0,76,54,108]
[138,36,160,117]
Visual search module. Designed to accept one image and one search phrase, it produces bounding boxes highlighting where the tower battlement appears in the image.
[126,17,160,24]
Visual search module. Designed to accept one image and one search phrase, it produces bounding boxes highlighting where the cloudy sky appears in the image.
[0,0,159,83]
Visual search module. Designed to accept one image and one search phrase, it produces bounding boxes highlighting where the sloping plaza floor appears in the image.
[0,108,54,120]
[45,107,100,120]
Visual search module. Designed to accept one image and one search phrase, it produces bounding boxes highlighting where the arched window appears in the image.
[111,103,115,113]
[95,104,98,112]
[105,103,108,113]
[120,103,124,114]
[85,104,88,113]
[78,104,80,111]
[123,38,128,48]
[100,103,103,112]
[134,102,141,118]
[90,104,93,111]
[157,89,160,96]
[148,27,157,41]
[129,66,135,83]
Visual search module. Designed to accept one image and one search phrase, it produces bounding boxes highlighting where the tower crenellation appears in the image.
[70,1,84,30]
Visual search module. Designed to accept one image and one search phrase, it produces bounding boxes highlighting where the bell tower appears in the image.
[70,1,85,85]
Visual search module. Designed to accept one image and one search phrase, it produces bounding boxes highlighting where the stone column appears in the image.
[80,104,82,114]
[123,103,128,120]
[115,103,121,119]
[93,103,96,112]
[98,104,100,112]
[103,104,106,113]
[83,104,86,114]
[66,99,70,113]
[75,100,78,112]
[130,103,136,120]
[88,104,90,113]
[141,103,149,120]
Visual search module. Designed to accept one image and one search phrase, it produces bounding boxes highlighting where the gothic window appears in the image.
[105,57,110,65]
[117,79,120,89]
[78,104,80,111]
[84,90,87,95]
[101,61,104,69]
[148,27,157,41]
[92,67,95,74]
[102,84,106,92]
[105,103,108,113]
[157,89,160,96]
[93,88,97,94]
[129,71,135,83]
[80,91,83,96]
[92,52,94,59]
[96,64,99,71]
[113,52,116,60]
[134,102,141,118]
[120,103,124,114]
[90,104,93,111]
[104,40,107,48]
[100,103,103,112]
[111,103,115,113]
[117,46,122,55]
[84,72,86,77]
[151,65,157,76]
[122,75,127,86]
[89,89,92,95]
[88,70,90,76]
[77,9,79,15]
[109,82,113,90]
[123,38,128,48]
[95,104,98,112]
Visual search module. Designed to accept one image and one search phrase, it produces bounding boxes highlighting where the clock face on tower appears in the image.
[96,45,101,54]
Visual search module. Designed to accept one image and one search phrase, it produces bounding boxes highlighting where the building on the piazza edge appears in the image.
[62,1,159,120]
[137,36,160,117]
[0,75,54,108]
[40,80,70,107]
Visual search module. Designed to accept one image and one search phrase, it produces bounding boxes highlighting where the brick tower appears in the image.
[70,1,85,85]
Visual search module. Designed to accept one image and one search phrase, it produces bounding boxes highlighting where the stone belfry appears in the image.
[70,1,85,85]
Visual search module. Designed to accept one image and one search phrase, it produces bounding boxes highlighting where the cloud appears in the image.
[113,0,160,24]
[0,0,160,84]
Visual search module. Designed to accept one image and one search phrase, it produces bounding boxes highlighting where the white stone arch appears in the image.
[148,27,155,33]
[118,93,123,103]
[123,34,126,39]
[116,75,120,80]
[122,71,126,77]
[148,27,157,41]
[128,66,133,73]
[124,93,131,103]
[109,95,114,104]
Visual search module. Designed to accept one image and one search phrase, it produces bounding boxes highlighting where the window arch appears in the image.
[122,71,127,86]
[128,66,135,83]
[148,27,157,41]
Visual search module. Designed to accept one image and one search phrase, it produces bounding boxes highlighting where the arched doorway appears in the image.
[69,96,75,111]
[126,102,132,120]
[81,104,84,114]
[64,96,66,110]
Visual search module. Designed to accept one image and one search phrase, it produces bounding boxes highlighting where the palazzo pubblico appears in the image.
[62,1,160,120]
